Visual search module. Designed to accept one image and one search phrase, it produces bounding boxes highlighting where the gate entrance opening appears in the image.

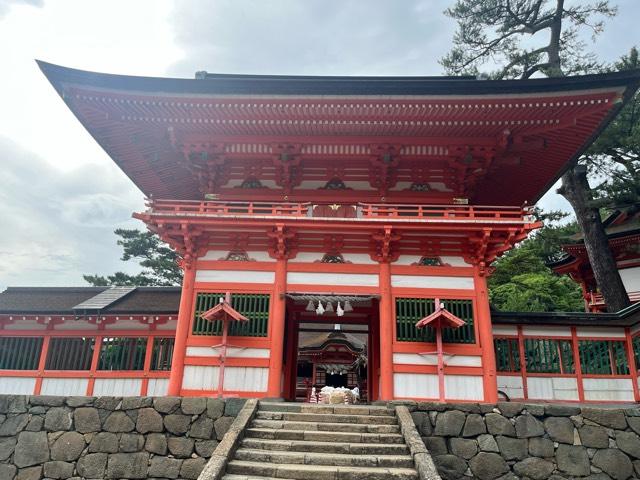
[282,295,380,403]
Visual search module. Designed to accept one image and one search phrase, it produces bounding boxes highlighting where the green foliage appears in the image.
[83,229,182,286]
[489,220,583,312]
[441,0,616,79]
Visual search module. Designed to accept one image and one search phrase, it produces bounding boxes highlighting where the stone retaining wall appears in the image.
[0,394,244,480]
[407,402,640,480]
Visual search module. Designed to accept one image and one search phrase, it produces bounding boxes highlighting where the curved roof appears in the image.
[38,61,640,205]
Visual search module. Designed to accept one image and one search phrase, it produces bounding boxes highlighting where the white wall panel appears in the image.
[196,270,275,284]
[440,256,470,267]
[394,255,469,266]
[445,375,483,401]
[182,365,219,390]
[201,250,275,262]
[497,375,524,400]
[527,377,579,401]
[41,378,88,396]
[395,255,420,265]
[522,326,571,337]
[393,373,438,399]
[0,377,36,394]
[104,320,149,330]
[392,353,481,367]
[147,378,169,396]
[54,320,99,331]
[576,327,625,338]
[3,322,48,331]
[156,320,178,331]
[493,326,518,336]
[93,378,142,396]
[186,346,270,358]
[583,378,634,401]
[391,275,474,290]
[223,367,269,392]
[620,266,640,292]
[287,272,378,287]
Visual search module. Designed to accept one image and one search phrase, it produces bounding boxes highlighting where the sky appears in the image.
[0,0,638,289]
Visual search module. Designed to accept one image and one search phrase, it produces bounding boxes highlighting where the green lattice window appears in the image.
[46,337,94,370]
[0,337,43,370]
[151,337,174,371]
[192,292,270,337]
[494,338,520,372]
[98,337,146,371]
[632,336,640,369]
[579,340,629,375]
[395,298,475,343]
[524,338,574,374]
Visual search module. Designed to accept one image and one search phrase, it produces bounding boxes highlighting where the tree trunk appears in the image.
[558,167,630,312]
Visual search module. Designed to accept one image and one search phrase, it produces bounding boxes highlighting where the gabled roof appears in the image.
[0,286,181,314]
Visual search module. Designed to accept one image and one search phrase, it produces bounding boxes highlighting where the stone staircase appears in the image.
[222,402,420,480]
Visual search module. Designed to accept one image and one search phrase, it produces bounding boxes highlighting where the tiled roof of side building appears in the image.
[0,286,180,314]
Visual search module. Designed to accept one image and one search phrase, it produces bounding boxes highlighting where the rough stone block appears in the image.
[134,407,163,433]
[65,396,94,408]
[190,415,214,439]
[153,396,180,414]
[30,396,64,407]
[76,452,107,478]
[0,414,29,436]
[616,431,640,459]
[462,413,486,437]
[433,454,467,480]
[119,432,145,452]
[469,452,509,480]
[206,398,225,419]
[43,461,74,479]
[582,408,627,429]
[449,437,477,460]
[145,432,167,455]
[180,457,207,479]
[485,413,515,437]
[164,413,191,435]
[592,448,633,480]
[224,398,247,416]
[195,438,219,457]
[121,397,151,410]
[545,417,575,444]
[544,404,581,417]
[106,452,149,479]
[167,436,194,458]
[148,456,182,479]
[0,463,17,480]
[496,435,527,461]
[15,465,41,480]
[513,457,555,480]
[0,395,28,414]
[423,436,447,456]
[556,444,590,477]
[103,411,134,433]
[0,436,17,461]
[477,434,500,453]
[214,416,235,440]
[88,431,118,453]
[51,431,85,461]
[14,431,50,468]
[73,407,101,434]
[529,437,554,458]
[579,425,609,448]
[497,402,524,418]
[434,410,466,437]
[181,397,207,415]
[93,397,121,411]
[515,414,544,438]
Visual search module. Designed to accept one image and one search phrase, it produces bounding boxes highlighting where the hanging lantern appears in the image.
[316,301,325,315]
[344,300,353,312]
[336,302,344,317]
[305,300,315,312]
[325,301,334,313]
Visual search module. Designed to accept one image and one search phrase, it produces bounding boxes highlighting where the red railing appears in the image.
[146,199,530,222]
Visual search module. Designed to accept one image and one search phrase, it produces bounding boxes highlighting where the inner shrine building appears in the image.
[16,62,640,402]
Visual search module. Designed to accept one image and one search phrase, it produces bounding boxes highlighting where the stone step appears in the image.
[251,419,400,434]
[235,448,414,468]
[258,402,395,416]
[244,428,405,444]
[226,460,418,480]
[241,437,409,455]
[255,411,397,425]
[223,476,279,480]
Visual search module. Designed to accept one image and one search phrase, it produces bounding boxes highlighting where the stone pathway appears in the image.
[222,401,420,480]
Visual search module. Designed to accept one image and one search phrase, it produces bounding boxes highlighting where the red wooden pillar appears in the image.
[267,257,287,397]
[34,335,50,395]
[378,261,394,400]
[624,328,640,402]
[141,335,155,395]
[570,327,585,402]
[516,326,529,400]
[474,268,498,403]
[167,264,196,396]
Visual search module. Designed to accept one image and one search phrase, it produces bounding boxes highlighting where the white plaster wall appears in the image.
[201,250,275,262]
[54,320,99,331]
[497,375,524,400]
[40,378,88,396]
[576,327,625,338]
[288,253,377,264]
[147,378,169,396]
[445,375,484,401]
[104,320,150,330]
[196,270,275,284]
[3,322,47,331]
[392,353,481,367]
[223,367,269,392]
[527,377,579,401]
[620,266,640,293]
[93,378,143,396]
[522,326,571,337]
[287,272,379,287]
[186,347,271,358]
[0,377,36,395]
[583,378,634,401]
[393,373,438,399]
[440,256,471,267]
[156,320,178,331]
[493,326,518,336]
[390,275,474,290]
[394,255,468,266]
[183,365,219,390]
